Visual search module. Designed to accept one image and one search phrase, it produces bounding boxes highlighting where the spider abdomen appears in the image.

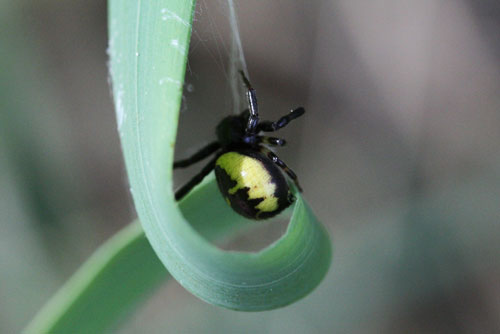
[214,150,294,220]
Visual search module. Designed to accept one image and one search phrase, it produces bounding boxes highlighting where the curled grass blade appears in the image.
[110,0,331,311]
[26,1,330,332]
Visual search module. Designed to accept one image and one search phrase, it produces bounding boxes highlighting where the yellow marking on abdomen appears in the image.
[216,152,278,213]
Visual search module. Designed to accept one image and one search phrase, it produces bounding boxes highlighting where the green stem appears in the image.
[25,178,248,334]
[25,222,166,334]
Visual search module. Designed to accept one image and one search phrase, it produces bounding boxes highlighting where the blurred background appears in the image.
[1,0,500,333]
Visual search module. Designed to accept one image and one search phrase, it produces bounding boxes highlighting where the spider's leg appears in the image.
[257,136,286,147]
[239,71,259,134]
[257,107,305,132]
[239,70,252,90]
[175,157,217,201]
[260,147,303,192]
[174,141,220,169]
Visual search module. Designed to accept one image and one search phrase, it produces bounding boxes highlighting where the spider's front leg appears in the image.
[260,147,303,192]
[239,71,259,134]
[175,157,217,200]
[173,141,221,169]
[258,107,305,132]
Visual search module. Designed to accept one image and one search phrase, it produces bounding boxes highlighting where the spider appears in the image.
[174,71,304,220]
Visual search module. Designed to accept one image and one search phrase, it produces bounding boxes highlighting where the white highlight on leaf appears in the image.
[115,84,125,130]
[170,39,186,56]
[161,8,189,26]
[158,77,182,87]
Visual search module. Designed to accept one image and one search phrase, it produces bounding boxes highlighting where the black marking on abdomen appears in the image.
[215,165,265,219]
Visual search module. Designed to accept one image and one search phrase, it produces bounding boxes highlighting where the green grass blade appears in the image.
[25,178,249,333]
[24,223,166,334]
[25,1,330,332]
[109,0,331,311]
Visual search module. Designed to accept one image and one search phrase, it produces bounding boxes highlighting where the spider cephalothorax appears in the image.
[174,71,304,220]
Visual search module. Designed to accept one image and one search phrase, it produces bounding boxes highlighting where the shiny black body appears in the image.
[216,111,258,147]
